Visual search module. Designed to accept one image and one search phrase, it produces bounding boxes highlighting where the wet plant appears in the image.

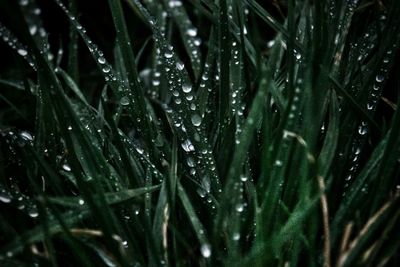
[0,0,399,266]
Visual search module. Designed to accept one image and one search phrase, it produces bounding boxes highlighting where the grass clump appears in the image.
[0,0,399,266]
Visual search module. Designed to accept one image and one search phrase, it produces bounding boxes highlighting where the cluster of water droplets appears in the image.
[0,24,36,70]
[365,47,394,113]
[54,0,133,110]
[0,185,39,218]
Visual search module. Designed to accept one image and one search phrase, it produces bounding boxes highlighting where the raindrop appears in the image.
[98,57,106,64]
[152,80,160,86]
[78,199,85,205]
[181,139,195,152]
[135,146,144,155]
[274,160,283,167]
[102,66,111,73]
[17,49,27,56]
[29,25,37,35]
[176,62,185,70]
[20,131,33,141]
[29,211,39,218]
[202,179,211,194]
[186,27,197,37]
[120,96,129,106]
[164,51,173,59]
[187,157,195,167]
[200,243,211,258]
[240,174,248,182]
[182,83,192,93]
[235,203,244,212]
[232,232,240,241]
[375,74,384,83]
[358,125,367,135]
[67,126,72,130]
[191,114,202,126]
[0,192,12,203]
[62,164,72,172]
[194,38,201,46]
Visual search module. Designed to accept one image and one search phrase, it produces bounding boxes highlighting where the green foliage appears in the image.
[0,0,399,266]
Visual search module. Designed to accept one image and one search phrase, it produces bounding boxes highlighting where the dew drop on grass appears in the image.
[181,139,194,152]
[232,232,240,241]
[235,203,244,212]
[20,131,33,141]
[28,210,39,218]
[120,96,129,106]
[187,157,195,167]
[29,25,37,35]
[375,74,384,83]
[200,243,211,258]
[358,125,367,135]
[182,83,192,93]
[0,191,12,203]
[186,27,197,37]
[176,62,185,70]
[191,114,202,126]
[102,66,111,73]
[240,174,248,182]
[62,164,72,172]
[17,49,27,56]
[98,57,106,64]
[135,146,144,155]
[164,51,173,59]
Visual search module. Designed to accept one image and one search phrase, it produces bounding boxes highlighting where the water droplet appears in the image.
[186,27,197,37]
[375,74,384,83]
[200,243,211,258]
[120,96,129,106]
[181,139,195,152]
[202,175,211,193]
[191,114,202,126]
[274,160,283,167]
[29,25,37,35]
[62,164,71,172]
[135,146,144,155]
[78,199,85,205]
[235,203,244,212]
[152,80,160,86]
[17,49,27,56]
[176,62,185,70]
[97,57,106,64]
[29,211,39,218]
[187,157,195,167]
[102,66,111,73]
[182,83,192,93]
[358,124,368,135]
[164,51,173,59]
[232,232,240,241]
[240,174,248,182]
[20,131,33,141]
[168,0,182,8]
[0,192,12,203]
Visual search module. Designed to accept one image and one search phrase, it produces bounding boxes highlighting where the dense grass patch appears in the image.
[0,0,399,266]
